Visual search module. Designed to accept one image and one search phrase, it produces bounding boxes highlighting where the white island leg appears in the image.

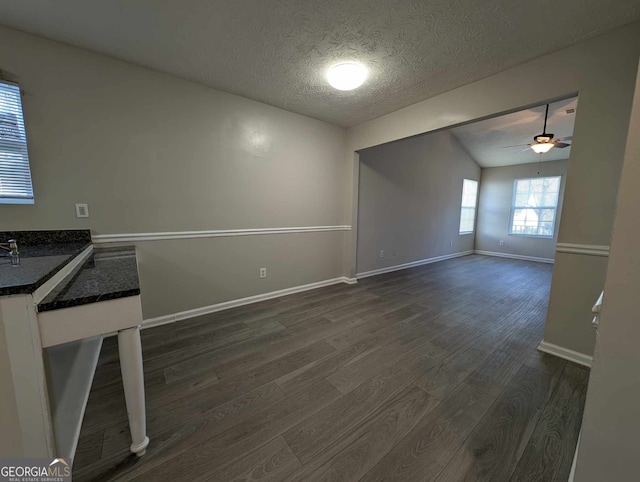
[117,325,149,457]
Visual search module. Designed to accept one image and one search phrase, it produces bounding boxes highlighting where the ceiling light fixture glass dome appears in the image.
[531,142,554,154]
[327,62,368,91]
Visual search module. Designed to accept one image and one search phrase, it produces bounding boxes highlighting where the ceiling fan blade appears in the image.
[518,147,532,153]
[502,144,530,149]
[553,142,571,148]
[556,136,573,141]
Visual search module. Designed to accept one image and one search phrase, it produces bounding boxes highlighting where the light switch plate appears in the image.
[75,203,89,218]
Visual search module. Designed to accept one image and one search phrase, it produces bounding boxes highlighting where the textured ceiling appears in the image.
[451,98,578,168]
[0,1,639,127]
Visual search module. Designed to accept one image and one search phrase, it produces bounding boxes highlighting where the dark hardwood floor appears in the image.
[72,255,589,482]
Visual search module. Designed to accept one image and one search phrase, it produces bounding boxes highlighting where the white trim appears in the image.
[474,250,554,264]
[556,243,610,257]
[142,276,356,329]
[355,251,473,279]
[537,340,593,367]
[92,225,352,244]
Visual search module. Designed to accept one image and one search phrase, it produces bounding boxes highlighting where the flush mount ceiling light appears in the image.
[327,62,368,91]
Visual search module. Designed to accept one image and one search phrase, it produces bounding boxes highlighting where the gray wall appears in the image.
[574,61,640,482]
[356,130,480,274]
[0,27,347,318]
[346,21,640,356]
[3,21,639,355]
[476,159,568,260]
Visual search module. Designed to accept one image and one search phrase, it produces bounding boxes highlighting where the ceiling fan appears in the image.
[503,104,572,154]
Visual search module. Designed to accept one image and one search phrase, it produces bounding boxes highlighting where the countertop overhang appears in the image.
[0,230,92,296]
[0,231,140,312]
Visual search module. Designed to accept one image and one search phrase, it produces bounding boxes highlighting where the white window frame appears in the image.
[509,176,561,238]
[0,80,34,204]
[459,178,478,235]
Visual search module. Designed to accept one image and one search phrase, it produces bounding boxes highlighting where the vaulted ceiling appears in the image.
[452,97,578,168]
[0,1,639,127]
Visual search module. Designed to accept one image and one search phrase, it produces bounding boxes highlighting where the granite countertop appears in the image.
[0,230,92,296]
[38,247,140,312]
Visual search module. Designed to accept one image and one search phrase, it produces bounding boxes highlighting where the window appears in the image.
[459,179,478,234]
[510,176,561,237]
[0,81,34,204]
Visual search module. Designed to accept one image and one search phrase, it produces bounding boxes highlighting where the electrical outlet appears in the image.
[379,250,384,258]
[259,268,267,278]
[499,240,505,246]
[75,203,89,218]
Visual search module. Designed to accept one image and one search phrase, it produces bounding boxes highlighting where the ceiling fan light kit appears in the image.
[530,104,555,153]
[533,134,553,144]
[531,142,555,154]
[502,102,574,154]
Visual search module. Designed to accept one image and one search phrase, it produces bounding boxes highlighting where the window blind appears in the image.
[0,81,34,204]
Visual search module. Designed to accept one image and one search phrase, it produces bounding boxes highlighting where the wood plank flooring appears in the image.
[72,255,589,482]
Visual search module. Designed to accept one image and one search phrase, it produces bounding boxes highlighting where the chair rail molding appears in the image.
[555,243,610,257]
[474,250,554,264]
[92,225,352,243]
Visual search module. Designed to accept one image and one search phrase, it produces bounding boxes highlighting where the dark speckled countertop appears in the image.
[38,247,140,312]
[0,230,92,296]
[1,230,140,311]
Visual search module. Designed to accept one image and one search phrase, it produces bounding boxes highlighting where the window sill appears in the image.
[508,233,554,239]
[459,231,474,236]
[0,198,34,205]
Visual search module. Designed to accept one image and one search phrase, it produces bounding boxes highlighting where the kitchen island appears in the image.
[0,230,148,460]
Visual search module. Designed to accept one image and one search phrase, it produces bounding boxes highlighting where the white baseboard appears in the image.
[355,251,473,280]
[142,276,357,329]
[474,250,554,264]
[537,340,593,367]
